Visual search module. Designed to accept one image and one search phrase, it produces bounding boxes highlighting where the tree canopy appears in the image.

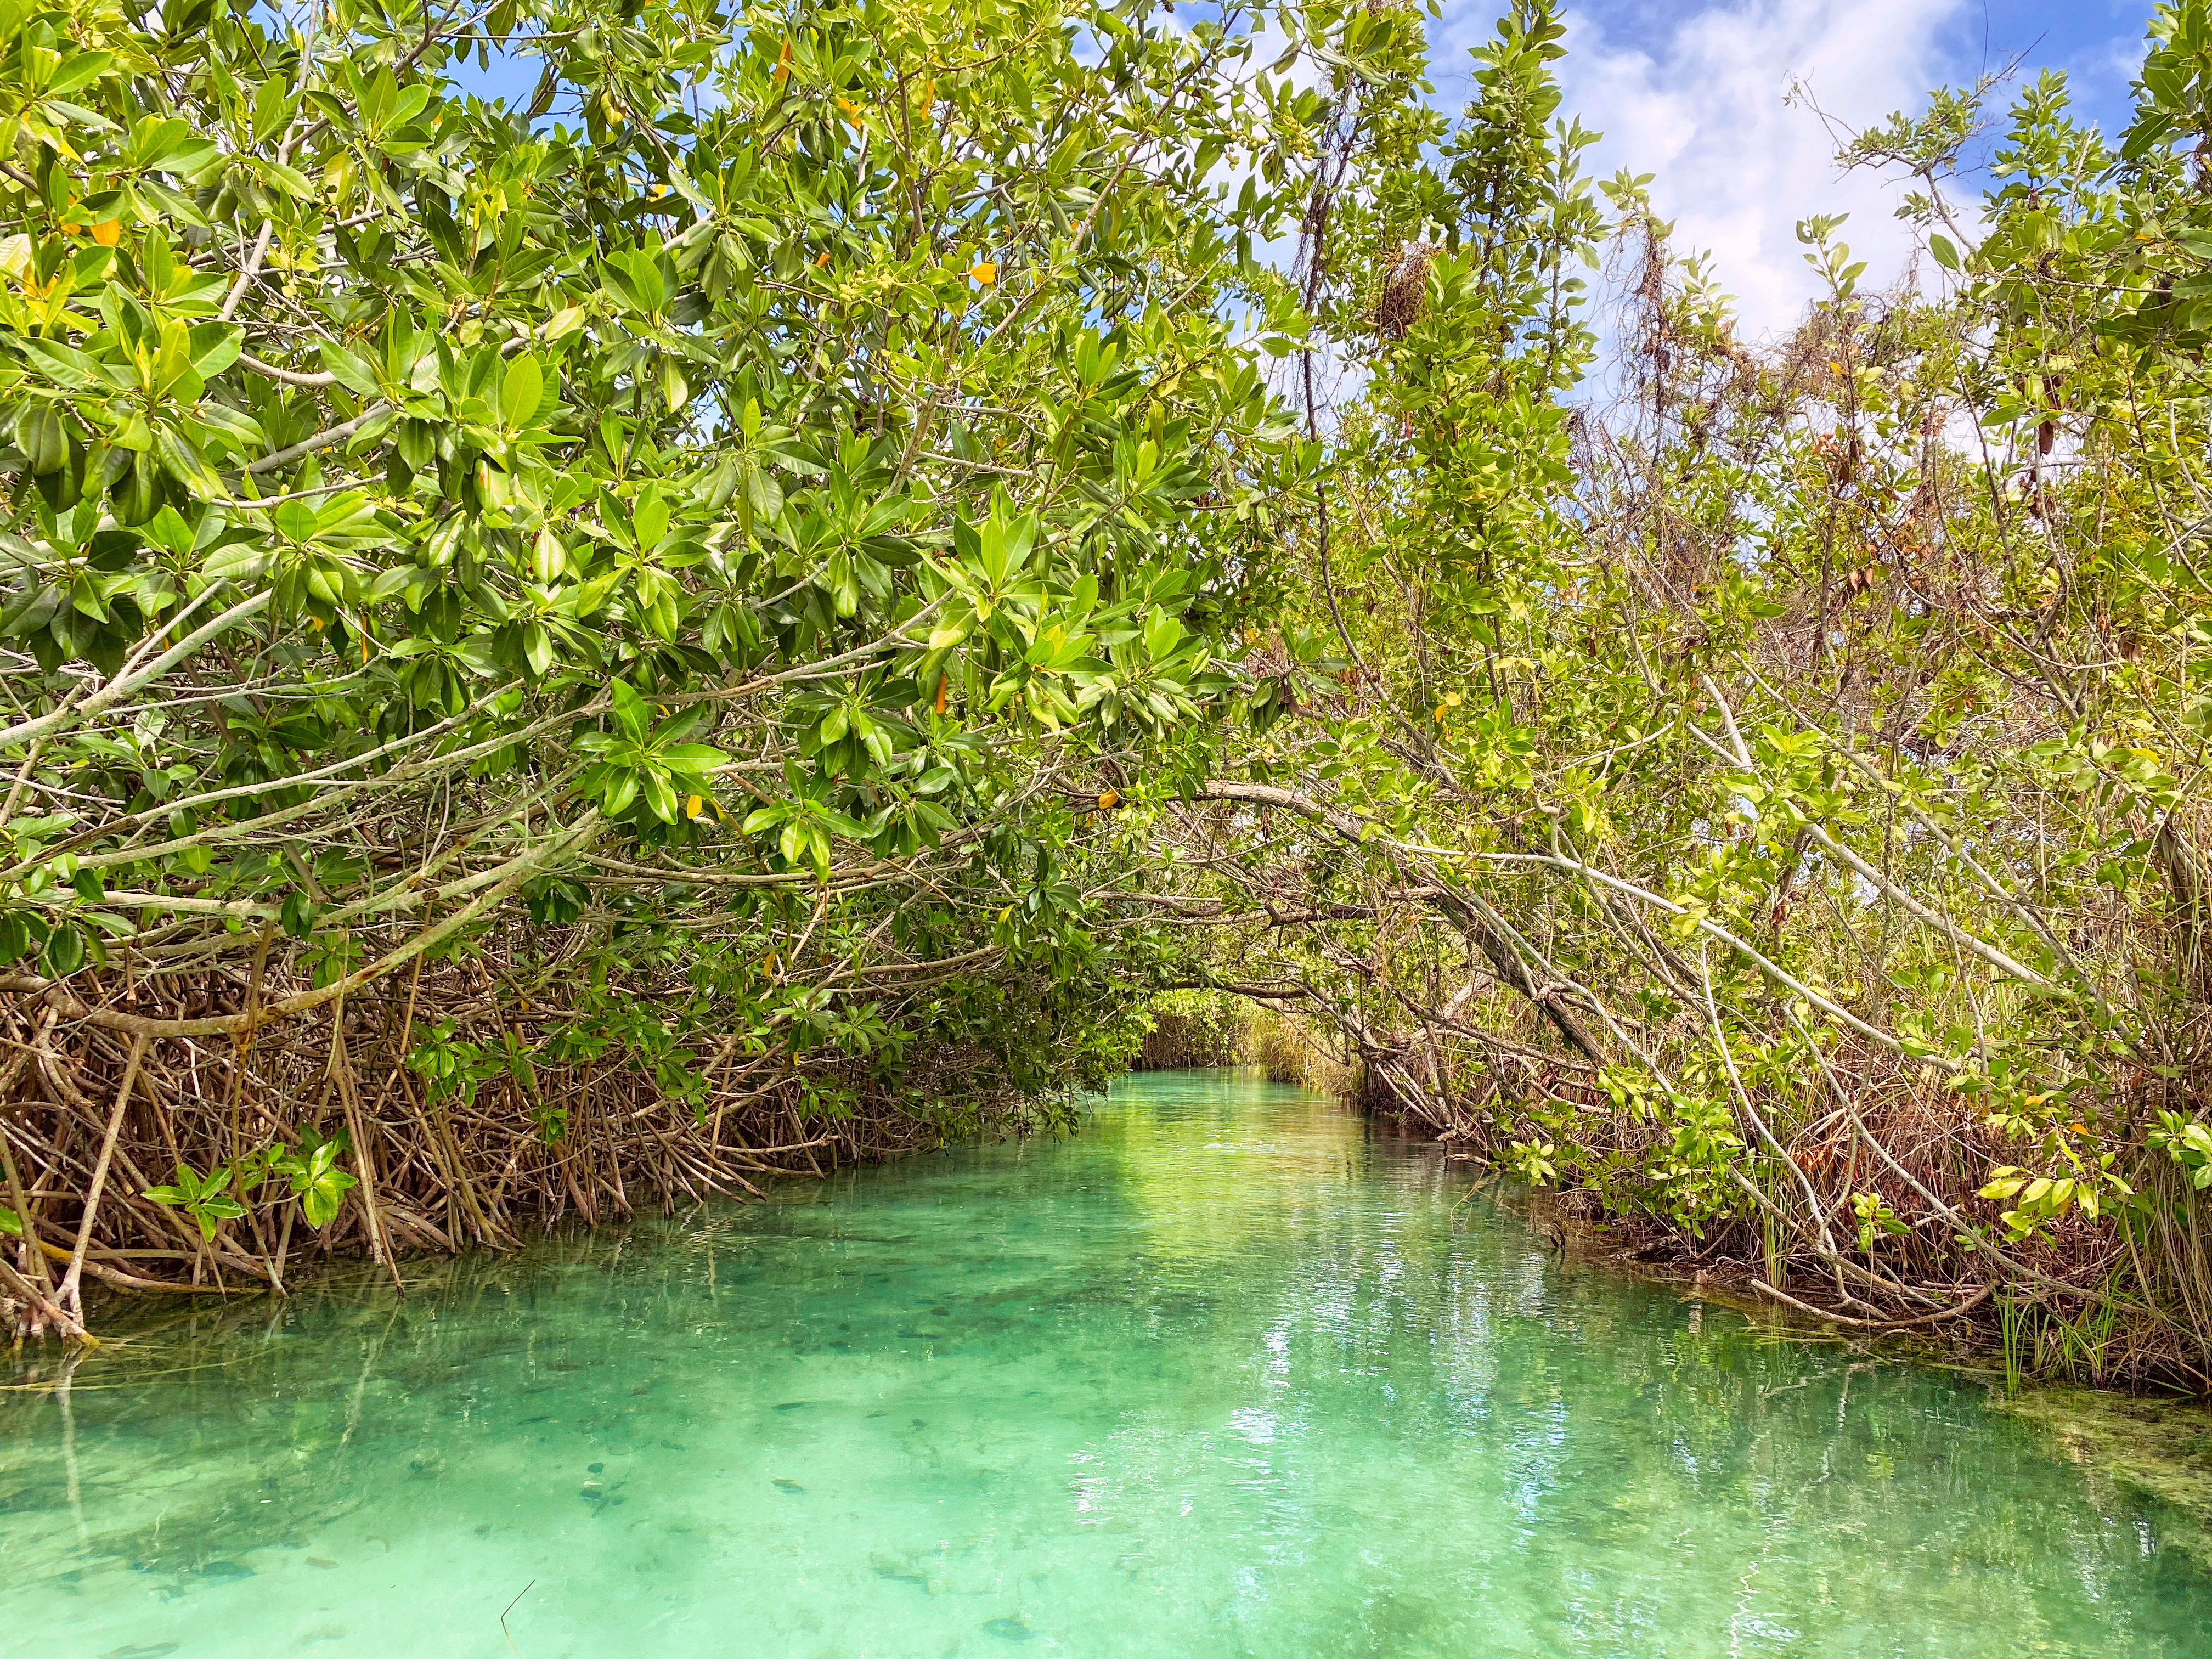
[0,0,1419,1333]
[1141,0,2212,1390]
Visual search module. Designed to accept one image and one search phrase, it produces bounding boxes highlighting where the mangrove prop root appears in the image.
[1753,1279,1995,1331]
[0,972,1032,1342]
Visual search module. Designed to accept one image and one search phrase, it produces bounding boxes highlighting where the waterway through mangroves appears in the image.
[5,1071,2211,1657]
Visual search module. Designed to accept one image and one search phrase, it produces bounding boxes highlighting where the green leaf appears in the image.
[659,743,729,772]
[503,354,545,428]
[187,321,244,377]
[20,336,104,390]
[299,1167,356,1228]
[41,924,84,977]
[320,342,383,398]
[599,768,640,816]
[280,889,318,939]
[608,680,651,741]
[47,50,116,97]
[638,767,679,823]
[287,1140,357,1229]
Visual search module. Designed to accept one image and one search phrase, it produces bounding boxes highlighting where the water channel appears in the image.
[3,1069,2209,1656]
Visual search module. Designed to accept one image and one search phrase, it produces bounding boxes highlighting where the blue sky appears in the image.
[1429,0,2161,336]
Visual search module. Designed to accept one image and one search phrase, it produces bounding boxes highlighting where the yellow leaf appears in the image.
[87,219,121,247]
[685,794,704,819]
[970,260,998,285]
[1096,789,1120,810]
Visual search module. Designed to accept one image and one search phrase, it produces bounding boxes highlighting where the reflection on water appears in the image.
[3,1070,2209,1656]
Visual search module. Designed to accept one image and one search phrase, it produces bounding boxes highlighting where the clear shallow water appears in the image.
[4,1071,2210,1658]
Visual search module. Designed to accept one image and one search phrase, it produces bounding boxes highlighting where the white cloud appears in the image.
[1433,0,1970,342]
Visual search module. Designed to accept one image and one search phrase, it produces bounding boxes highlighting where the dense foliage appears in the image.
[1143,0,2212,1390]
[0,0,1404,1336]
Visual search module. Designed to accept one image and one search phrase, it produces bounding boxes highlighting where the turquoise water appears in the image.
[4,1070,2209,1657]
